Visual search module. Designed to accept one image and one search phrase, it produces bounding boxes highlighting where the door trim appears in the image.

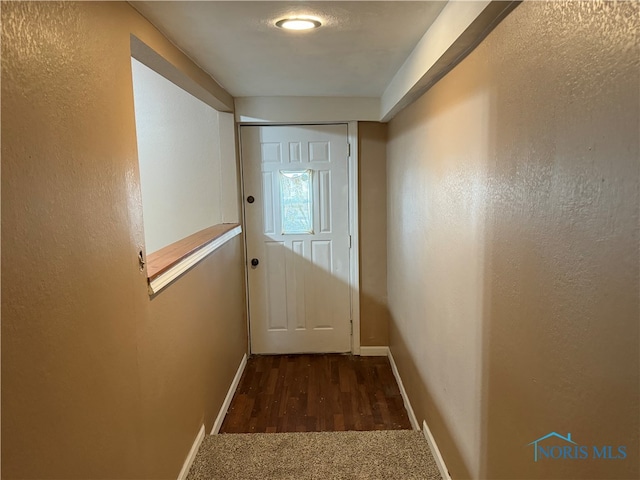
[346,121,361,355]
[238,121,361,355]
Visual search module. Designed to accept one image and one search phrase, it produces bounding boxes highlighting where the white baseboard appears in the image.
[359,346,390,356]
[177,424,205,480]
[210,353,247,435]
[423,420,452,480]
[387,349,420,430]
[386,348,451,479]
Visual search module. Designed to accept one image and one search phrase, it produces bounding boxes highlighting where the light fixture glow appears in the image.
[276,17,321,31]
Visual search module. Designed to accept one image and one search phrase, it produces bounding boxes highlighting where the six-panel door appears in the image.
[241,124,351,354]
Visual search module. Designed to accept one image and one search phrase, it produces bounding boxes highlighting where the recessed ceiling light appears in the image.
[275,17,322,31]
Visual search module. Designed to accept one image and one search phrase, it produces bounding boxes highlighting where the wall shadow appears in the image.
[358,121,391,347]
[386,31,495,479]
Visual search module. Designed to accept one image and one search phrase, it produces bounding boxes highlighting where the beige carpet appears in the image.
[187,430,442,480]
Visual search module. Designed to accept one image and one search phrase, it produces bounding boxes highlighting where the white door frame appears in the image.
[238,121,360,355]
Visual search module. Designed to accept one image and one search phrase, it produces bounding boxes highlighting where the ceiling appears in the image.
[129,1,447,98]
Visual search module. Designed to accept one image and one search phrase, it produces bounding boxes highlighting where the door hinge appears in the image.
[347,143,351,157]
[349,235,352,249]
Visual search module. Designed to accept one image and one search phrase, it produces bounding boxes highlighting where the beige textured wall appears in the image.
[358,122,390,346]
[1,2,246,479]
[387,2,639,479]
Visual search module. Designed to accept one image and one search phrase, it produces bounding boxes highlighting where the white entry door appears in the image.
[241,124,352,354]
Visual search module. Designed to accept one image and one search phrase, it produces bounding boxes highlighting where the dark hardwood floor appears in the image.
[219,354,412,433]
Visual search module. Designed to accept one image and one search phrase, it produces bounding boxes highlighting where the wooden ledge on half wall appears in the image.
[146,223,242,295]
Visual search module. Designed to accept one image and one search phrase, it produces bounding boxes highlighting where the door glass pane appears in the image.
[280,170,313,234]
